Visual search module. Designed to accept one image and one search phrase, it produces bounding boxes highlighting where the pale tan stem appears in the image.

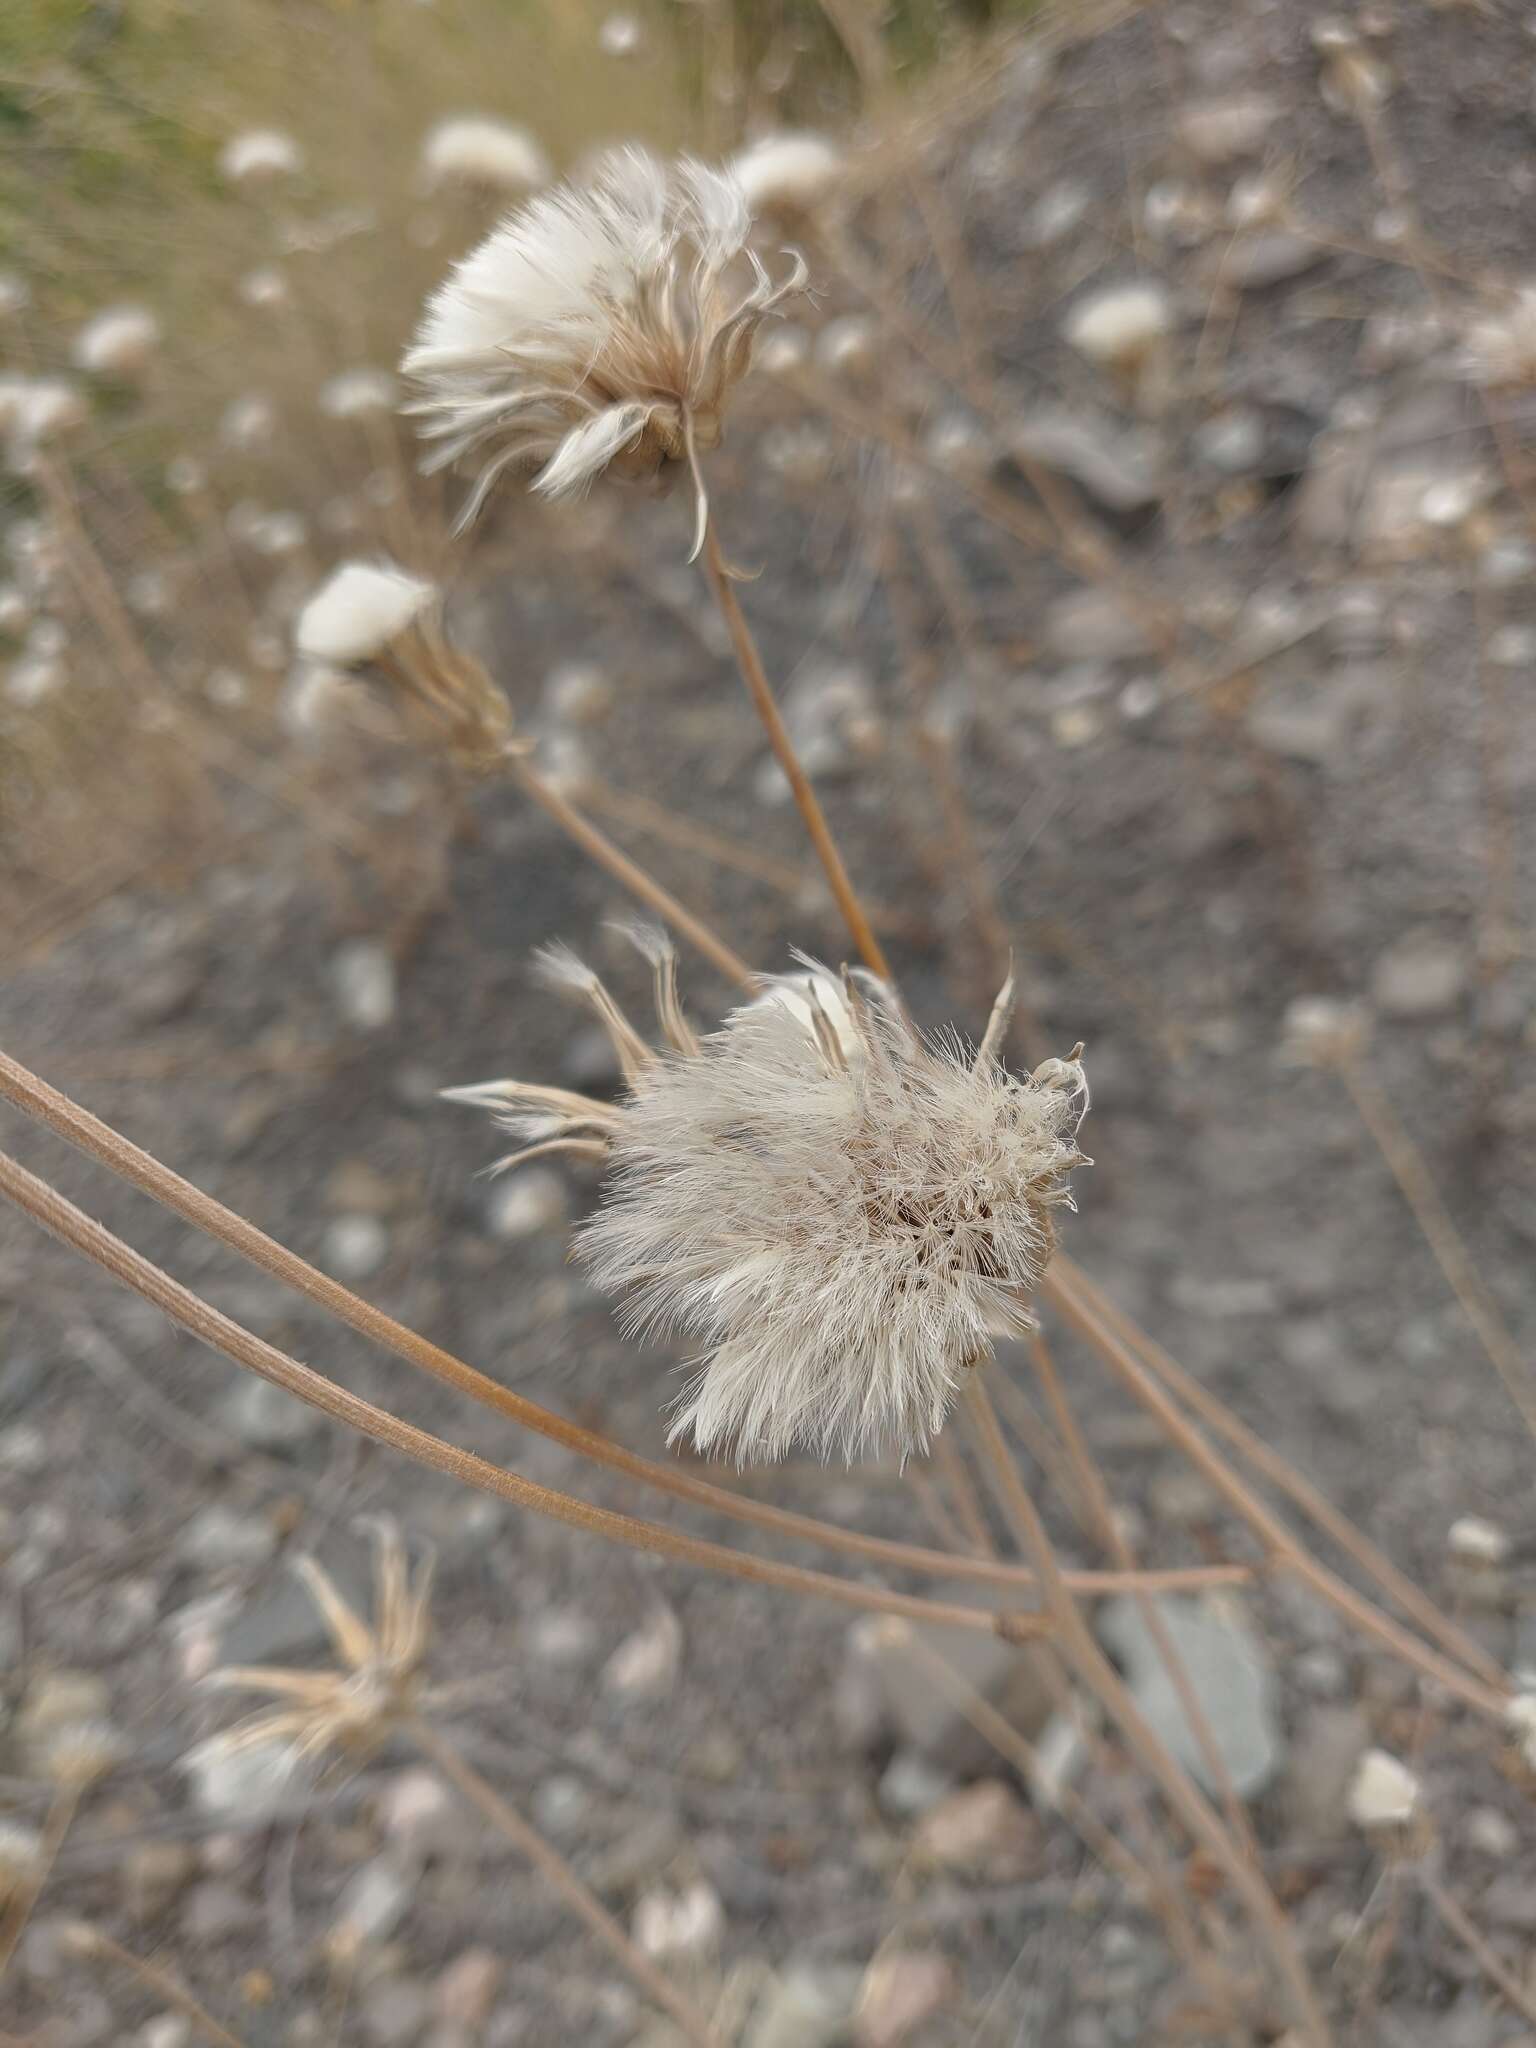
[0,1785,80,1989]
[1338,1056,1536,1446]
[65,1926,248,2048]
[892,1625,1244,2029]
[1027,1336,1260,1865]
[0,1146,1048,1639]
[1420,1870,1536,2027]
[1055,1252,1508,1691]
[407,1718,723,2048]
[1041,1264,1508,1719]
[960,1381,1332,2048]
[0,1050,1246,1602]
[508,755,757,992]
[700,525,894,982]
[930,1429,997,1559]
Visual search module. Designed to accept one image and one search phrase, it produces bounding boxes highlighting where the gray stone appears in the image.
[219,1378,319,1451]
[877,1748,954,1819]
[319,1214,390,1281]
[1372,934,1467,1018]
[181,1880,259,1943]
[1191,407,1266,473]
[1100,1594,1281,1799]
[177,1505,276,1572]
[332,940,396,1031]
[1215,232,1326,289]
[334,1856,414,1949]
[1010,410,1161,513]
[1044,588,1156,661]
[361,1978,433,2048]
[744,1965,864,2048]
[1283,1705,1369,1840]
[1178,93,1280,163]
[847,1584,1056,1776]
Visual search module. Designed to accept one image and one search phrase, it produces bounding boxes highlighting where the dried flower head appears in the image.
[1447,1515,1509,1566]
[402,145,806,551]
[421,115,551,194]
[451,941,1087,1464]
[730,132,844,218]
[1063,282,1174,379]
[194,1520,434,1777]
[220,128,304,184]
[1347,1747,1422,1833]
[295,558,514,770]
[319,368,399,419]
[71,304,160,378]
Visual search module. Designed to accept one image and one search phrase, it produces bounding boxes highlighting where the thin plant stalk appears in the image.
[0,1784,81,1988]
[407,1716,723,2048]
[959,1379,1332,2048]
[1026,1335,1260,1864]
[1418,1869,1536,2028]
[1055,1251,1511,1692]
[700,523,894,982]
[0,1144,1056,1639]
[64,1926,248,2048]
[1040,1263,1508,1718]
[929,1429,997,1559]
[890,1623,1245,2030]
[1337,1053,1536,1446]
[508,753,758,992]
[0,1044,1245,1603]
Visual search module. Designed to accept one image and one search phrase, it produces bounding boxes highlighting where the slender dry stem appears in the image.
[508,754,758,991]
[1055,1253,1509,1691]
[1026,1335,1261,1864]
[1338,1055,1536,1445]
[0,1044,1244,1603]
[1419,1868,1536,2028]
[960,1379,1331,2047]
[0,1785,81,1989]
[0,1144,1051,1638]
[65,1926,248,2048]
[1042,1263,1508,1718]
[700,523,894,981]
[408,1717,723,2048]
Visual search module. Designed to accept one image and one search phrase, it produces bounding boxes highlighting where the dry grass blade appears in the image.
[59,1925,248,2048]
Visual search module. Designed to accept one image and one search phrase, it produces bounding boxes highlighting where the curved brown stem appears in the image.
[0,1145,1048,1638]
[0,1051,1244,1604]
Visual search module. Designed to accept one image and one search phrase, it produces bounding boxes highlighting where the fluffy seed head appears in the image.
[421,115,551,193]
[402,145,806,548]
[220,129,304,183]
[730,132,844,216]
[1447,1515,1509,1565]
[577,963,1088,1464]
[71,304,160,378]
[296,562,438,667]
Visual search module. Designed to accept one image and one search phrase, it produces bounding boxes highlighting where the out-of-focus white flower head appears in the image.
[72,304,160,377]
[220,129,304,184]
[730,132,844,218]
[319,369,400,420]
[239,266,290,310]
[295,561,438,667]
[1447,1515,1509,1566]
[1346,1748,1421,1832]
[403,145,806,552]
[4,379,88,465]
[1063,281,1174,373]
[0,273,31,318]
[575,960,1089,1464]
[598,13,643,57]
[420,115,551,194]
[221,393,278,451]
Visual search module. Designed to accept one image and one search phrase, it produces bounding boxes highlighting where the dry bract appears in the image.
[194,1519,434,1775]
[402,145,807,550]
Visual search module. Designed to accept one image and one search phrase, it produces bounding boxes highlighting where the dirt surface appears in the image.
[4,3,1536,2043]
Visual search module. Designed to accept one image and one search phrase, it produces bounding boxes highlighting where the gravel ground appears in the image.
[4,3,1536,2043]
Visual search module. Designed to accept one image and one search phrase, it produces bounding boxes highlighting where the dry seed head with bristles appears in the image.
[402,145,807,552]
[294,559,517,771]
[450,937,1088,1465]
[730,132,845,219]
[421,115,552,195]
[191,1519,435,1780]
